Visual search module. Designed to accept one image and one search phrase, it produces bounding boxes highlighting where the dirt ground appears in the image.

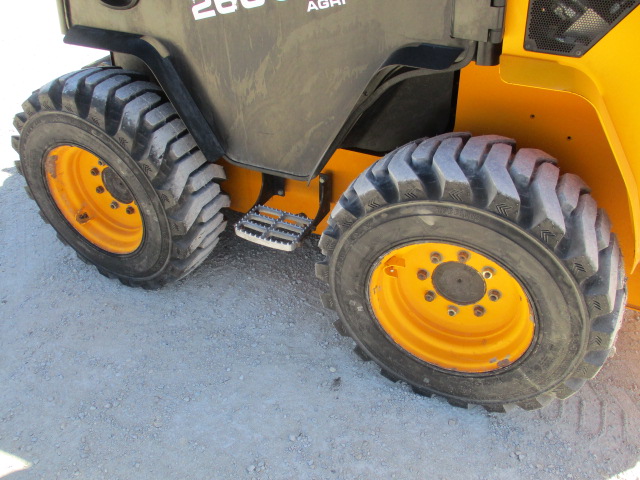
[1,2,639,479]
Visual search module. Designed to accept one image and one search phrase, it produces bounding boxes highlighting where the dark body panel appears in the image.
[65,0,473,178]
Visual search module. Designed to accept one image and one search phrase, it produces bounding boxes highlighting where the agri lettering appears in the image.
[192,0,345,20]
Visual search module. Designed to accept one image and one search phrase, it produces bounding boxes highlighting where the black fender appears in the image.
[64,26,226,162]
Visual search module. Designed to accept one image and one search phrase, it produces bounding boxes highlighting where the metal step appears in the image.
[235,205,313,251]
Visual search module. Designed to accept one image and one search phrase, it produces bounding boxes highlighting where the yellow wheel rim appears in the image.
[45,146,143,254]
[369,242,535,373]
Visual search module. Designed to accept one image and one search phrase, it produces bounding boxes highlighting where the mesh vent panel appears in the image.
[525,0,639,56]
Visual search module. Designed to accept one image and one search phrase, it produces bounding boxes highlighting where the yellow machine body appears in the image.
[222,3,640,307]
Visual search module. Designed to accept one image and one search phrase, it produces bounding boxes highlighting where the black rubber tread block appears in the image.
[60,68,103,117]
[168,184,220,236]
[387,143,429,201]
[195,191,229,224]
[333,319,349,337]
[589,289,626,351]
[165,239,220,281]
[38,210,50,225]
[173,213,226,259]
[563,195,599,282]
[528,162,566,248]
[595,209,612,251]
[410,132,471,176]
[36,72,76,111]
[432,137,472,204]
[136,119,187,181]
[321,292,335,310]
[13,112,28,134]
[446,398,469,409]
[107,80,163,135]
[14,160,23,176]
[353,345,371,362]
[24,185,34,200]
[380,368,400,382]
[315,260,330,282]
[483,403,507,413]
[328,199,360,234]
[516,394,554,411]
[86,75,136,130]
[115,92,164,156]
[81,69,125,101]
[196,218,227,253]
[458,134,515,175]
[557,174,591,217]
[411,386,434,398]
[155,151,208,209]
[509,148,557,191]
[352,171,389,213]
[573,349,611,379]
[478,143,520,221]
[369,153,393,181]
[318,225,339,255]
[185,163,226,194]
[585,234,620,317]
[11,136,20,154]
[22,94,40,117]
[552,377,587,399]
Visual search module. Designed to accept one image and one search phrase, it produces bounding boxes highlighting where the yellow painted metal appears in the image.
[368,242,534,373]
[498,3,640,270]
[220,148,381,233]
[45,146,143,254]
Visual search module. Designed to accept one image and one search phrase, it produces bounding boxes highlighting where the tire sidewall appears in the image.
[331,201,589,405]
[20,111,172,280]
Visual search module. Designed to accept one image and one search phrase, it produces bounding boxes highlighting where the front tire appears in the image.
[317,133,626,411]
[13,67,229,288]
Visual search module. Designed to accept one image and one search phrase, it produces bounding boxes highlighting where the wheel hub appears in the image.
[44,146,143,254]
[102,167,134,205]
[368,242,535,373]
[432,262,486,305]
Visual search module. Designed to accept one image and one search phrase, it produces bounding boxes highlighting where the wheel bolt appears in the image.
[458,250,470,263]
[430,252,442,264]
[96,186,105,194]
[98,160,105,166]
[425,291,436,302]
[447,306,459,317]
[110,201,119,210]
[474,305,485,317]
[417,269,429,280]
[488,290,502,302]
[126,206,135,215]
[90,168,100,176]
[482,267,495,279]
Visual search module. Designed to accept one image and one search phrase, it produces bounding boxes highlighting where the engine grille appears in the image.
[525,0,639,56]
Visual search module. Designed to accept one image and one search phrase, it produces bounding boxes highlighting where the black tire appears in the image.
[317,133,626,411]
[12,67,229,289]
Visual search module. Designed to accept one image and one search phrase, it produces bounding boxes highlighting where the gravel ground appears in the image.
[1,2,639,479]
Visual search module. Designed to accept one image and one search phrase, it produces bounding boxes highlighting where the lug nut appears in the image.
[488,290,502,302]
[425,291,436,302]
[474,306,485,317]
[96,186,105,194]
[430,252,443,264]
[482,267,495,279]
[90,168,100,176]
[417,269,429,281]
[447,306,459,317]
[110,201,119,210]
[126,206,135,215]
[458,250,470,263]
[98,160,105,166]
[76,212,89,223]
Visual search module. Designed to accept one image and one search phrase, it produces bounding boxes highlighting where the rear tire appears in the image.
[317,133,626,411]
[13,67,229,288]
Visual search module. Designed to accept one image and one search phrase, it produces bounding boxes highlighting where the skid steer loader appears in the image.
[12,0,640,411]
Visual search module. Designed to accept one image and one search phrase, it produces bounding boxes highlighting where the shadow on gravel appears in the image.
[0,164,639,480]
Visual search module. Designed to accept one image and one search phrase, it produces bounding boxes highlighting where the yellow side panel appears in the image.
[455,63,639,307]
[499,2,640,270]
